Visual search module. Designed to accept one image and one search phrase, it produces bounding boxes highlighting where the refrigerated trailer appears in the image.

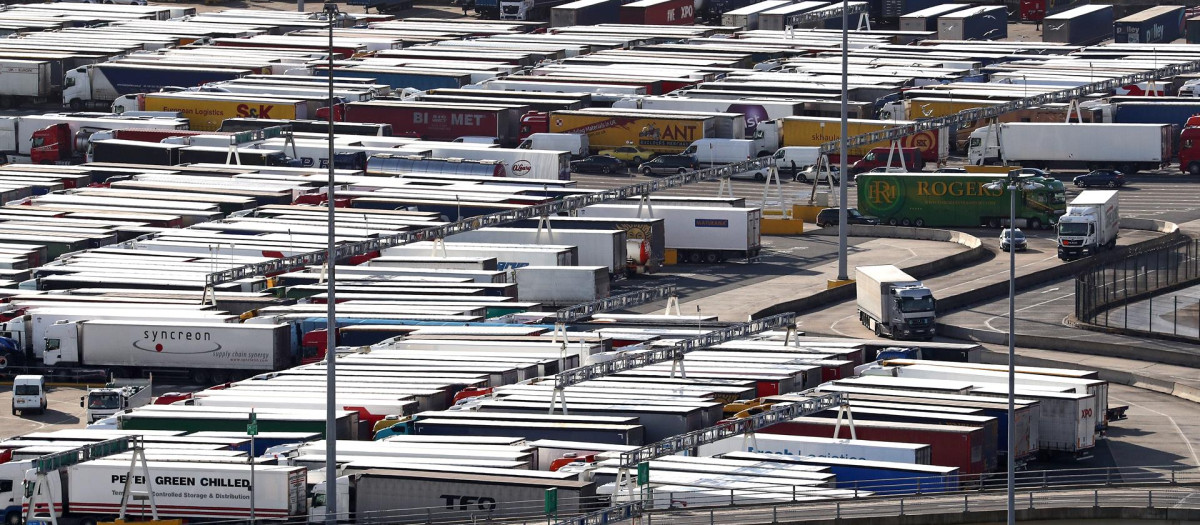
[967,122,1173,173]
[41,320,294,382]
[575,204,761,263]
[64,63,251,109]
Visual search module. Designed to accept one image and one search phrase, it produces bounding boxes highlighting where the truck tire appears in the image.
[887,218,899,226]
[688,252,702,264]
[900,218,911,226]
[913,218,925,227]
[1029,218,1042,230]
[6,510,21,525]
[705,252,720,264]
[1189,163,1200,176]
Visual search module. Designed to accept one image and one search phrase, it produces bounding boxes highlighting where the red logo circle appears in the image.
[155,344,163,352]
[512,160,533,176]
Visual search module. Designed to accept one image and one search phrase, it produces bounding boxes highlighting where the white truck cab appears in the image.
[12,374,46,415]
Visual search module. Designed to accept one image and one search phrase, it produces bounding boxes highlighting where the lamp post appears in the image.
[836,0,849,282]
[983,175,1044,525]
[322,4,338,525]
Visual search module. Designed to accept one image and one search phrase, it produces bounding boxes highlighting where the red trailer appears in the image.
[765,417,989,479]
[620,0,696,24]
[341,101,523,145]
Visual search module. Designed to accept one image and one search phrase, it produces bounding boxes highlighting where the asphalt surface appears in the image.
[0,382,202,440]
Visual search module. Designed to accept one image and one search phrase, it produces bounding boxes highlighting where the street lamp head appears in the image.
[983,181,1006,192]
[323,3,339,16]
[1020,181,1045,191]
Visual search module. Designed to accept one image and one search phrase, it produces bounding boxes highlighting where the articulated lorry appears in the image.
[546,109,717,154]
[82,377,152,423]
[23,460,307,523]
[856,265,936,340]
[63,63,252,109]
[967,122,1173,173]
[0,113,190,164]
[40,320,294,383]
[855,173,1066,229]
[1057,190,1119,261]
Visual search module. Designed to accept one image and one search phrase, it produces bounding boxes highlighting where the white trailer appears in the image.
[855,265,936,340]
[0,59,53,100]
[42,320,294,381]
[23,459,307,522]
[472,78,646,95]
[722,0,792,28]
[514,266,610,305]
[576,204,762,263]
[0,307,237,359]
[448,228,626,275]
[967,122,1173,173]
[516,132,588,159]
[1057,190,1119,261]
[381,241,577,270]
[63,63,252,109]
[0,113,190,164]
[697,433,932,463]
[382,141,570,180]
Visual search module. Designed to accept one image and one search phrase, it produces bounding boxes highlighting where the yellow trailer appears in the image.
[781,116,947,161]
[548,110,715,154]
[140,92,306,131]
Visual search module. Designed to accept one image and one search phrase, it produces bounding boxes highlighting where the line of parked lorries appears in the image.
[0,3,1178,524]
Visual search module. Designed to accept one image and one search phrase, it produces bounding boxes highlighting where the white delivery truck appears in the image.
[684,138,760,166]
[576,204,762,264]
[23,460,307,523]
[856,265,936,340]
[82,377,153,424]
[42,320,294,383]
[1057,190,1119,261]
[517,133,589,159]
[966,122,1173,173]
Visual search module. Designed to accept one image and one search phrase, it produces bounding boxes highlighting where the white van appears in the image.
[453,136,500,145]
[772,146,821,179]
[12,375,46,416]
[683,138,758,166]
[517,133,589,159]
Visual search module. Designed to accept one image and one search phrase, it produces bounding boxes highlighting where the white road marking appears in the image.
[1111,393,1200,467]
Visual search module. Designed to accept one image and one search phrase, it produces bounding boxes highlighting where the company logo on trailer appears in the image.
[132,330,221,354]
[512,160,533,176]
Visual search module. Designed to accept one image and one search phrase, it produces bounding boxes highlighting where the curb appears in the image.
[753,225,988,318]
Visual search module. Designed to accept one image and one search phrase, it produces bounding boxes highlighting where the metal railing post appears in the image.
[1148,490,1153,508]
[964,494,969,513]
[1043,470,1048,488]
[1029,491,1034,509]
[1094,489,1099,508]
[899,498,904,516]
[772,505,777,523]
[730,489,735,507]
[709,508,715,525]
[836,501,841,519]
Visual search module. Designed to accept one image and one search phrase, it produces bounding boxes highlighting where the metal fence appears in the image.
[1076,237,1200,339]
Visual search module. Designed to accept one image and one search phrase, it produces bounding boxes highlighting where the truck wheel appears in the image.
[914,218,925,227]
[1189,163,1200,176]
[705,252,720,264]
[80,517,98,525]
[688,252,702,264]
[6,510,21,525]
[874,324,882,337]
[900,218,911,226]
[1029,218,1042,230]
[887,218,898,226]
[190,369,211,385]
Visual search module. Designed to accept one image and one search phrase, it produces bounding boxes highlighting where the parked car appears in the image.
[1073,170,1125,188]
[816,208,879,227]
[934,167,967,173]
[598,146,656,165]
[640,155,699,175]
[1000,228,1027,252]
[796,165,840,184]
[571,155,626,174]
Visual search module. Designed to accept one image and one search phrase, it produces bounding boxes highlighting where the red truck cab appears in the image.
[1180,125,1200,175]
[849,147,924,175]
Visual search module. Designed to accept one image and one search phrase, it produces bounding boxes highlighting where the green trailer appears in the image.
[856,173,1066,229]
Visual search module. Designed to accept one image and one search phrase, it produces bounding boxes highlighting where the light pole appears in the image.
[836,0,849,282]
[984,174,1044,525]
[322,4,338,525]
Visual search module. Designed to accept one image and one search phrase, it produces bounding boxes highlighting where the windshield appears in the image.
[14,385,39,396]
[1059,223,1090,236]
[899,296,935,313]
[88,392,121,410]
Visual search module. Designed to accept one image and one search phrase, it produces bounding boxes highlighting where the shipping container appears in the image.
[1043,5,1113,45]
[619,0,697,25]
[937,6,1007,40]
[1115,5,1184,43]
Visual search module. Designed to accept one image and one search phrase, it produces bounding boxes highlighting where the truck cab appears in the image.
[0,459,30,525]
[12,375,46,416]
[1057,190,1119,261]
[856,265,936,340]
[309,474,353,522]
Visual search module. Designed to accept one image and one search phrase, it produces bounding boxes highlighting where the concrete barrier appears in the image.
[758,503,1200,525]
[937,322,1200,369]
[754,226,986,319]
